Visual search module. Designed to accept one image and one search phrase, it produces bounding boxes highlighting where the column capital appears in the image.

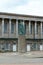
[29,20,31,21]
[16,19,18,22]
[2,18,4,20]
[35,21,37,23]
[9,19,12,21]
[41,21,43,22]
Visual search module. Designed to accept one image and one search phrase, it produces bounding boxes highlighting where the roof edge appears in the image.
[0,12,43,18]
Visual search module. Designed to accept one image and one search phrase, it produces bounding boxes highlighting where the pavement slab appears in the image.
[0,63,43,65]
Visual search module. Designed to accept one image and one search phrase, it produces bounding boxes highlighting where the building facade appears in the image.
[0,12,43,52]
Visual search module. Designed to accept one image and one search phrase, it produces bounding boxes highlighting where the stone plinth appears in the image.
[18,35,26,53]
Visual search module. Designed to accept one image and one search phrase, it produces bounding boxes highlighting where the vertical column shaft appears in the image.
[2,18,4,37]
[41,22,42,38]
[16,19,18,37]
[29,21,31,34]
[35,22,37,38]
[9,19,11,37]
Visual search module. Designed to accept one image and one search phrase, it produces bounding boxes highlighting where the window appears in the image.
[6,43,8,49]
[30,23,32,34]
[11,23,14,33]
[31,43,39,51]
[4,22,7,33]
[42,23,43,33]
[25,23,26,34]
[26,22,29,34]
[36,23,38,34]
[5,43,10,50]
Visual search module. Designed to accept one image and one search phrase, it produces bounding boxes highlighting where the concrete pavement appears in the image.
[0,63,43,65]
[0,52,43,64]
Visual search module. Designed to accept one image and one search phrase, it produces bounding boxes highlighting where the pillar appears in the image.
[41,22,42,38]
[16,19,18,37]
[9,19,11,37]
[29,21,31,34]
[35,22,37,38]
[2,18,4,37]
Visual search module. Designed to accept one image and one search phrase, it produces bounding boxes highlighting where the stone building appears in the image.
[0,12,43,52]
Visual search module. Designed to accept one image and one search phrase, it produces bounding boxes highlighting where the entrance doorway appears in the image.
[40,44,43,51]
[27,44,30,51]
[13,43,16,51]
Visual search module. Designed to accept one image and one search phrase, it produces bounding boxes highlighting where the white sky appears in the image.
[0,0,43,16]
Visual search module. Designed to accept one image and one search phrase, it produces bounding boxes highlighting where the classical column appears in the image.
[29,21,31,34]
[16,19,18,37]
[9,19,11,37]
[2,18,4,37]
[41,22,42,38]
[35,22,37,38]
[23,20,25,25]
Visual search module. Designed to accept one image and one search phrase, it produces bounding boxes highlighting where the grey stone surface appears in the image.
[18,35,26,53]
[0,53,43,64]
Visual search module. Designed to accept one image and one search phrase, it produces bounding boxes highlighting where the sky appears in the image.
[0,0,43,16]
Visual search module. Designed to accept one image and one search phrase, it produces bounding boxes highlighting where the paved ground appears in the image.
[0,53,43,64]
[0,63,43,65]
